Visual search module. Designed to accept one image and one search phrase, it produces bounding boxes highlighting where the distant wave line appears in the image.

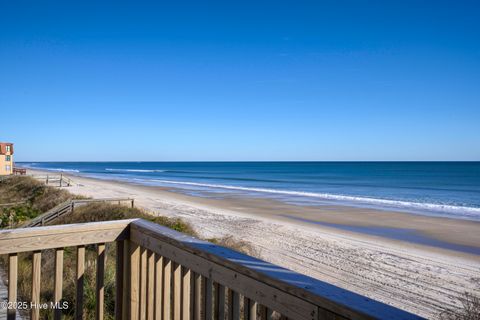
[148,179,480,217]
[105,168,166,173]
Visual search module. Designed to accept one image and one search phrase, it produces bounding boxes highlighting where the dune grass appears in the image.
[0,176,74,227]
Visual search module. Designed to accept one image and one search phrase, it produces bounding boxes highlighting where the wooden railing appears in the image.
[30,174,75,187]
[0,219,423,320]
[23,198,135,227]
[12,168,26,175]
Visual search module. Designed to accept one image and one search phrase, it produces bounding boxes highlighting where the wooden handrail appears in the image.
[0,219,424,320]
[0,219,133,254]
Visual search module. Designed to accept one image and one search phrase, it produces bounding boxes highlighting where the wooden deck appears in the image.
[0,219,424,320]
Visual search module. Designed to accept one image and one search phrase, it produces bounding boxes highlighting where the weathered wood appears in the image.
[54,248,64,320]
[140,247,148,319]
[147,250,155,320]
[163,258,172,320]
[194,273,204,320]
[131,242,141,320]
[174,263,182,320]
[31,250,41,320]
[96,243,106,320]
[76,245,85,320]
[0,219,133,254]
[216,283,226,320]
[249,300,258,320]
[182,267,193,320]
[155,254,164,320]
[205,278,213,320]
[117,240,125,320]
[123,240,131,320]
[232,291,240,320]
[7,253,17,320]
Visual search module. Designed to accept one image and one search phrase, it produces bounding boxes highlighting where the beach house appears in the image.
[0,142,14,175]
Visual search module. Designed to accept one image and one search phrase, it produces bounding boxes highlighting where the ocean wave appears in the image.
[48,168,80,173]
[149,179,480,217]
[105,168,165,173]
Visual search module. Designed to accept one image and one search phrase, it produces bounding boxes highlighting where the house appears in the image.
[0,142,14,175]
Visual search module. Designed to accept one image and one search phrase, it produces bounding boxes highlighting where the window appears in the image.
[6,165,11,172]
[6,155,11,162]
[5,145,11,152]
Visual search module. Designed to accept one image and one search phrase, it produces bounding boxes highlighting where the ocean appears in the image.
[19,161,480,221]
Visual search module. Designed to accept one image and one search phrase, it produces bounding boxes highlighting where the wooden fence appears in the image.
[29,174,75,187]
[22,198,135,227]
[0,219,423,320]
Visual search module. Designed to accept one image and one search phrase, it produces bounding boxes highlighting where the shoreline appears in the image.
[23,168,480,318]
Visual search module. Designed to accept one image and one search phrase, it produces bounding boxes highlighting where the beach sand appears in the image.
[28,169,480,318]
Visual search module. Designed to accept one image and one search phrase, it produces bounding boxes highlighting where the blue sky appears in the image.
[1,1,479,161]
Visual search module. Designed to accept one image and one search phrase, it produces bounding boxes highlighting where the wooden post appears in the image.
[174,263,182,320]
[154,254,163,320]
[96,243,106,320]
[7,253,17,320]
[130,243,141,320]
[76,246,85,320]
[54,248,64,320]
[31,251,42,320]
[140,248,147,319]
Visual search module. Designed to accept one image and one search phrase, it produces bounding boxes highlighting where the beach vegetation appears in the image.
[0,176,73,227]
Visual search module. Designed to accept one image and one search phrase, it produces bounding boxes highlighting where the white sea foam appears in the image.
[105,168,165,173]
[149,179,480,218]
[48,168,80,173]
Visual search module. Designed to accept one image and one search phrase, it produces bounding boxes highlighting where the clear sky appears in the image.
[1,1,479,161]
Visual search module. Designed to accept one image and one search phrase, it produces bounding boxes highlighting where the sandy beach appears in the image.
[27,169,480,319]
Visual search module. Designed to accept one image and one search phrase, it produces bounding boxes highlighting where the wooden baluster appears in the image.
[231,292,240,320]
[76,246,85,320]
[130,242,141,320]
[54,248,64,320]
[140,248,147,319]
[216,284,226,320]
[96,243,106,320]
[31,251,41,320]
[205,278,213,320]
[194,274,204,320]
[182,267,193,320]
[154,254,163,320]
[123,240,131,320]
[174,263,182,320]
[147,251,155,320]
[248,300,257,320]
[7,253,17,320]
[163,258,172,320]
[116,241,125,320]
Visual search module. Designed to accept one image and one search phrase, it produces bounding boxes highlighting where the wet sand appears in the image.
[26,169,480,318]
